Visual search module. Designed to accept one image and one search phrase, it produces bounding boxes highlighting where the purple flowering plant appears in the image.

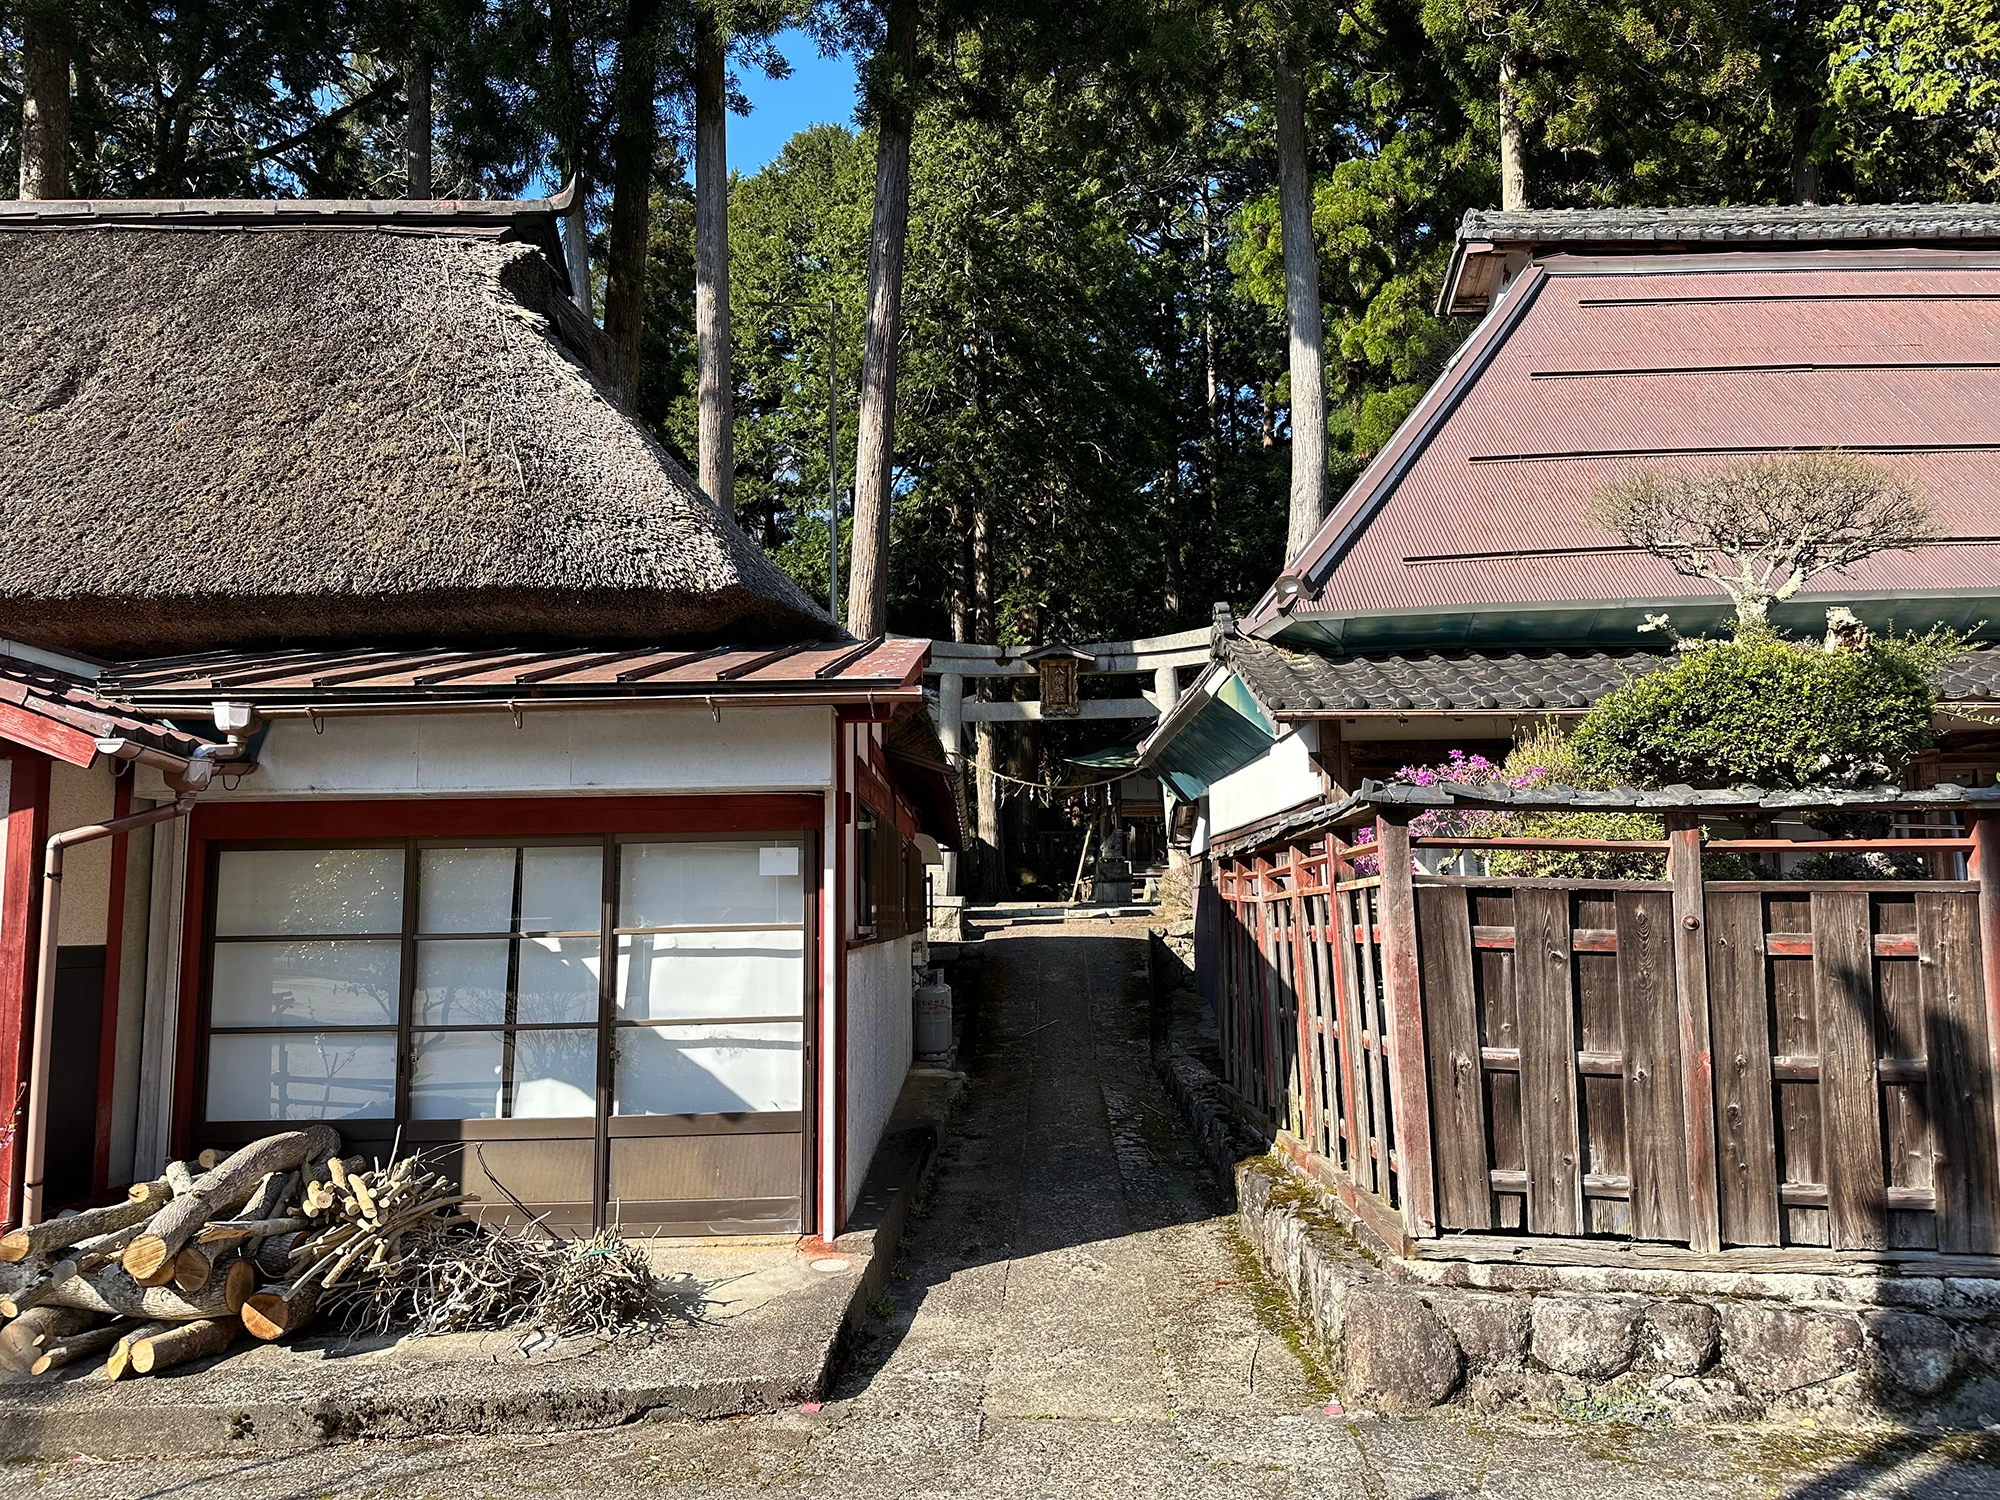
[1343,750,1544,874]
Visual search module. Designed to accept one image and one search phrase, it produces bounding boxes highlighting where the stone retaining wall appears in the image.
[1155,1033,2000,1425]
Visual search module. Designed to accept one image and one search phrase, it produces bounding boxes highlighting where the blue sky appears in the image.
[729,30,859,176]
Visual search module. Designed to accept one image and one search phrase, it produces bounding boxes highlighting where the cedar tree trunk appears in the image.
[1498,53,1527,210]
[407,52,432,198]
[1274,51,1327,562]
[693,7,735,513]
[1790,101,1822,205]
[604,0,664,404]
[548,0,594,313]
[18,10,71,200]
[845,0,920,638]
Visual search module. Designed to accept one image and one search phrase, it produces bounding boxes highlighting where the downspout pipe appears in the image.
[21,734,241,1224]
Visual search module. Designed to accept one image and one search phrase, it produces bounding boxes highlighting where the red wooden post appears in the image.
[1666,811,1722,1253]
[0,754,51,1230]
[1373,812,1437,1238]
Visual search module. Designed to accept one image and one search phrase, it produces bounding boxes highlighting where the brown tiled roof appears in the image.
[0,657,217,766]
[1222,637,2000,715]
[96,638,928,708]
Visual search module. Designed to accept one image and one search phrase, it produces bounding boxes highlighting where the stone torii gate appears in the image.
[925,628,1212,896]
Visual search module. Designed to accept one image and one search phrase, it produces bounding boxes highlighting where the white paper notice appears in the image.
[759,846,800,878]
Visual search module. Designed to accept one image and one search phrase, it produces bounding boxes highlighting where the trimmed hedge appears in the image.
[1570,633,1939,791]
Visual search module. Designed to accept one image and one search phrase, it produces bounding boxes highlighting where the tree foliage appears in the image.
[1569,630,1950,790]
[4,0,1997,646]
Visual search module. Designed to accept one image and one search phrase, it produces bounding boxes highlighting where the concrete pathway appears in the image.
[9,921,2000,1497]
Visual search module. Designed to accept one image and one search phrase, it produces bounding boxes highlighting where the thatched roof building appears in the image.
[0,195,829,657]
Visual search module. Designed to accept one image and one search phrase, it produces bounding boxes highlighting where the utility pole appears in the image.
[827,298,841,627]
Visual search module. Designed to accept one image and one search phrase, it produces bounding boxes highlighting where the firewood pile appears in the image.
[0,1124,656,1381]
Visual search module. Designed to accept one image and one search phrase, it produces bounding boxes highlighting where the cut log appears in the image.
[104,1320,173,1381]
[241,1280,319,1341]
[131,1316,238,1375]
[196,1149,222,1171]
[173,1246,212,1294]
[31,1321,127,1375]
[0,1306,97,1372]
[0,1184,169,1263]
[26,1260,249,1320]
[0,1257,77,1316]
[164,1160,195,1195]
[127,1174,171,1204]
[123,1126,339,1283]
[253,1232,302,1280]
[224,1258,256,1314]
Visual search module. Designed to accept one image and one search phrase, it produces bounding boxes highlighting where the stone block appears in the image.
[1958,1319,2000,1377]
[1718,1304,1861,1394]
[1862,1310,1960,1400]
[1342,1287,1463,1411]
[1638,1301,1719,1376]
[1436,1291,1529,1370]
[1530,1296,1642,1379]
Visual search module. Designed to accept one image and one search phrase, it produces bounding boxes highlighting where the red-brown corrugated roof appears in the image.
[95,638,928,708]
[0,658,218,767]
[1252,252,2000,633]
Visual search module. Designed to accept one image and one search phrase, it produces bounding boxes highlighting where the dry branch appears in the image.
[0,1306,97,1372]
[31,1321,126,1375]
[28,1258,252,1320]
[0,1183,169,1263]
[0,1257,76,1316]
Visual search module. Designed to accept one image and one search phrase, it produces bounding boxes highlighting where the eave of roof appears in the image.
[1440,202,2000,315]
[95,638,929,715]
[0,185,574,288]
[1219,636,2000,718]
[0,659,220,769]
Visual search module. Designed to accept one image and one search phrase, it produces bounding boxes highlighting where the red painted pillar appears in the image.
[0,753,51,1229]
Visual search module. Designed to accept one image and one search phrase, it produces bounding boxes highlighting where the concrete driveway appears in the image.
[8,921,2000,1498]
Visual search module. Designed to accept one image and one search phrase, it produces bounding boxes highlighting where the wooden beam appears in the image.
[957,698,1160,723]
[1666,812,1722,1253]
[1373,814,1436,1237]
[1977,813,2000,1252]
[0,755,50,1230]
[0,700,97,769]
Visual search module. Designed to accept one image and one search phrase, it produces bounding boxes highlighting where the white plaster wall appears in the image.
[844,935,913,1217]
[138,704,836,800]
[1208,724,1325,836]
[106,818,155,1186]
[50,761,116,945]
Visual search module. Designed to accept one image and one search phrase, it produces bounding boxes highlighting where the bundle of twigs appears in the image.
[326,1223,663,1342]
[238,1149,476,1340]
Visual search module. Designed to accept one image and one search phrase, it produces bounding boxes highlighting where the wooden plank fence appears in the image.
[1210,808,2000,1261]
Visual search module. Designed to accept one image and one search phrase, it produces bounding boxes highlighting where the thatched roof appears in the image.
[0,196,831,656]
